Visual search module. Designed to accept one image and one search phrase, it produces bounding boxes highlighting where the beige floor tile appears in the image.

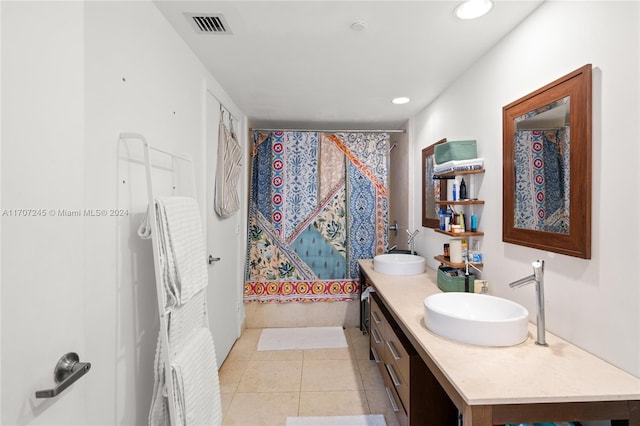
[226,328,260,361]
[237,360,303,393]
[301,359,363,391]
[344,327,371,359]
[350,334,371,360]
[357,358,384,391]
[298,390,370,417]
[220,392,234,421]
[222,392,299,426]
[252,349,304,361]
[219,358,249,394]
[365,389,401,426]
[344,327,366,342]
[303,347,353,360]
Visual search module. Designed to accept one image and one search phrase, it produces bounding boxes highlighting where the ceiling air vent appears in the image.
[185,13,232,35]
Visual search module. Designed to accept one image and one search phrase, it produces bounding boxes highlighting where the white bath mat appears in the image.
[285,415,386,426]
[257,327,348,351]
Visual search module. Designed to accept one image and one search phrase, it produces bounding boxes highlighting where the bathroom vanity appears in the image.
[358,260,640,426]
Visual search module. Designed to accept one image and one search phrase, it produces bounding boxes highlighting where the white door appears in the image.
[205,91,241,366]
[1,2,89,424]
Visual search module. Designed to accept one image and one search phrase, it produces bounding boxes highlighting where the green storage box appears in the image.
[434,140,477,164]
[437,267,475,292]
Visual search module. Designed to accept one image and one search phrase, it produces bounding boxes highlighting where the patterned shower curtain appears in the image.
[244,131,389,303]
[514,128,570,233]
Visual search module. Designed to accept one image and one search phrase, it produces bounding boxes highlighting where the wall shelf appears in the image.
[436,200,485,206]
[434,255,483,269]
[434,168,485,179]
[434,167,484,273]
[434,229,484,237]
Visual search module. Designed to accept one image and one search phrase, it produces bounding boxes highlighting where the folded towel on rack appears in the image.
[155,196,208,306]
[433,158,484,175]
[149,292,208,426]
[171,328,222,426]
[149,324,222,426]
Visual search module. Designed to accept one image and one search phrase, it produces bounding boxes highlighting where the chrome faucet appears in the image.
[406,229,419,255]
[509,260,547,346]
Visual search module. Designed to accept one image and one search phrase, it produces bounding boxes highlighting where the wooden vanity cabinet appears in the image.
[370,292,457,426]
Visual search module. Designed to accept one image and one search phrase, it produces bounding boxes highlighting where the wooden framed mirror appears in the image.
[422,138,447,228]
[503,64,592,258]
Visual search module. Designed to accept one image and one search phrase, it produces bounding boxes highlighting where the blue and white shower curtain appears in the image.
[514,128,570,233]
[244,131,389,302]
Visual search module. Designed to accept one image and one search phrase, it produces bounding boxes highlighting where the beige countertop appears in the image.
[359,259,640,406]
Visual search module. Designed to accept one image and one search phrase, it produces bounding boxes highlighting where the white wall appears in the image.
[411,1,639,377]
[84,2,246,424]
[2,1,247,425]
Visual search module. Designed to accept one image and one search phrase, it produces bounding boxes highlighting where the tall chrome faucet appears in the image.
[406,229,419,255]
[509,260,547,346]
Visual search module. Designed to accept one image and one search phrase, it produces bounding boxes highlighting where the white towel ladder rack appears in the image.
[119,132,198,426]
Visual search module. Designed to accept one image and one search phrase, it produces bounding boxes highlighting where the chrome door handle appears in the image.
[35,352,91,398]
[208,255,221,265]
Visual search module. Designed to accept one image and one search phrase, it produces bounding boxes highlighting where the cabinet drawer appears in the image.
[369,323,384,364]
[383,328,411,385]
[384,361,410,411]
[380,360,408,426]
[370,297,385,329]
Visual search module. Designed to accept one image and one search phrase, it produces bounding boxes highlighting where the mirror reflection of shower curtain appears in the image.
[514,128,570,233]
[244,131,389,302]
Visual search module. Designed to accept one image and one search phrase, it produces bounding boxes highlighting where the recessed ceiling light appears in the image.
[350,21,367,32]
[455,0,494,20]
[392,97,410,105]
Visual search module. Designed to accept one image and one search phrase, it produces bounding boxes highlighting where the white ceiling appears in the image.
[154,0,544,130]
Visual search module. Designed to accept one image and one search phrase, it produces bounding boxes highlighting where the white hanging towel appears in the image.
[154,197,208,306]
[214,111,242,218]
[170,328,222,426]
[149,293,214,426]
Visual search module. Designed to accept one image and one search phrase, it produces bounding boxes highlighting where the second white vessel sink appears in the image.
[423,292,529,347]
[373,254,425,276]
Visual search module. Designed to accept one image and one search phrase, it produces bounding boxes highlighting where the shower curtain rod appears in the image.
[250,128,405,133]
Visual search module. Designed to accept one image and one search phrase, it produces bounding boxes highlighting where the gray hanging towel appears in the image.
[214,110,242,218]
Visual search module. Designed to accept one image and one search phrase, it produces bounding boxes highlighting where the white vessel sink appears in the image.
[373,254,425,276]
[423,292,529,347]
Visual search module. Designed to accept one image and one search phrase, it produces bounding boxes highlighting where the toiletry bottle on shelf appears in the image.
[461,239,468,261]
[471,214,477,232]
[470,240,482,263]
[451,179,458,201]
[460,178,467,200]
[459,212,465,232]
[445,207,452,231]
[439,209,445,230]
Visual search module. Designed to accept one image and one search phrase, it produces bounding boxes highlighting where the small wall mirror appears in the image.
[503,64,592,258]
[422,138,447,228]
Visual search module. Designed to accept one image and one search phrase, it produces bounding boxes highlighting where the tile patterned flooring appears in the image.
[219,327,400,426]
